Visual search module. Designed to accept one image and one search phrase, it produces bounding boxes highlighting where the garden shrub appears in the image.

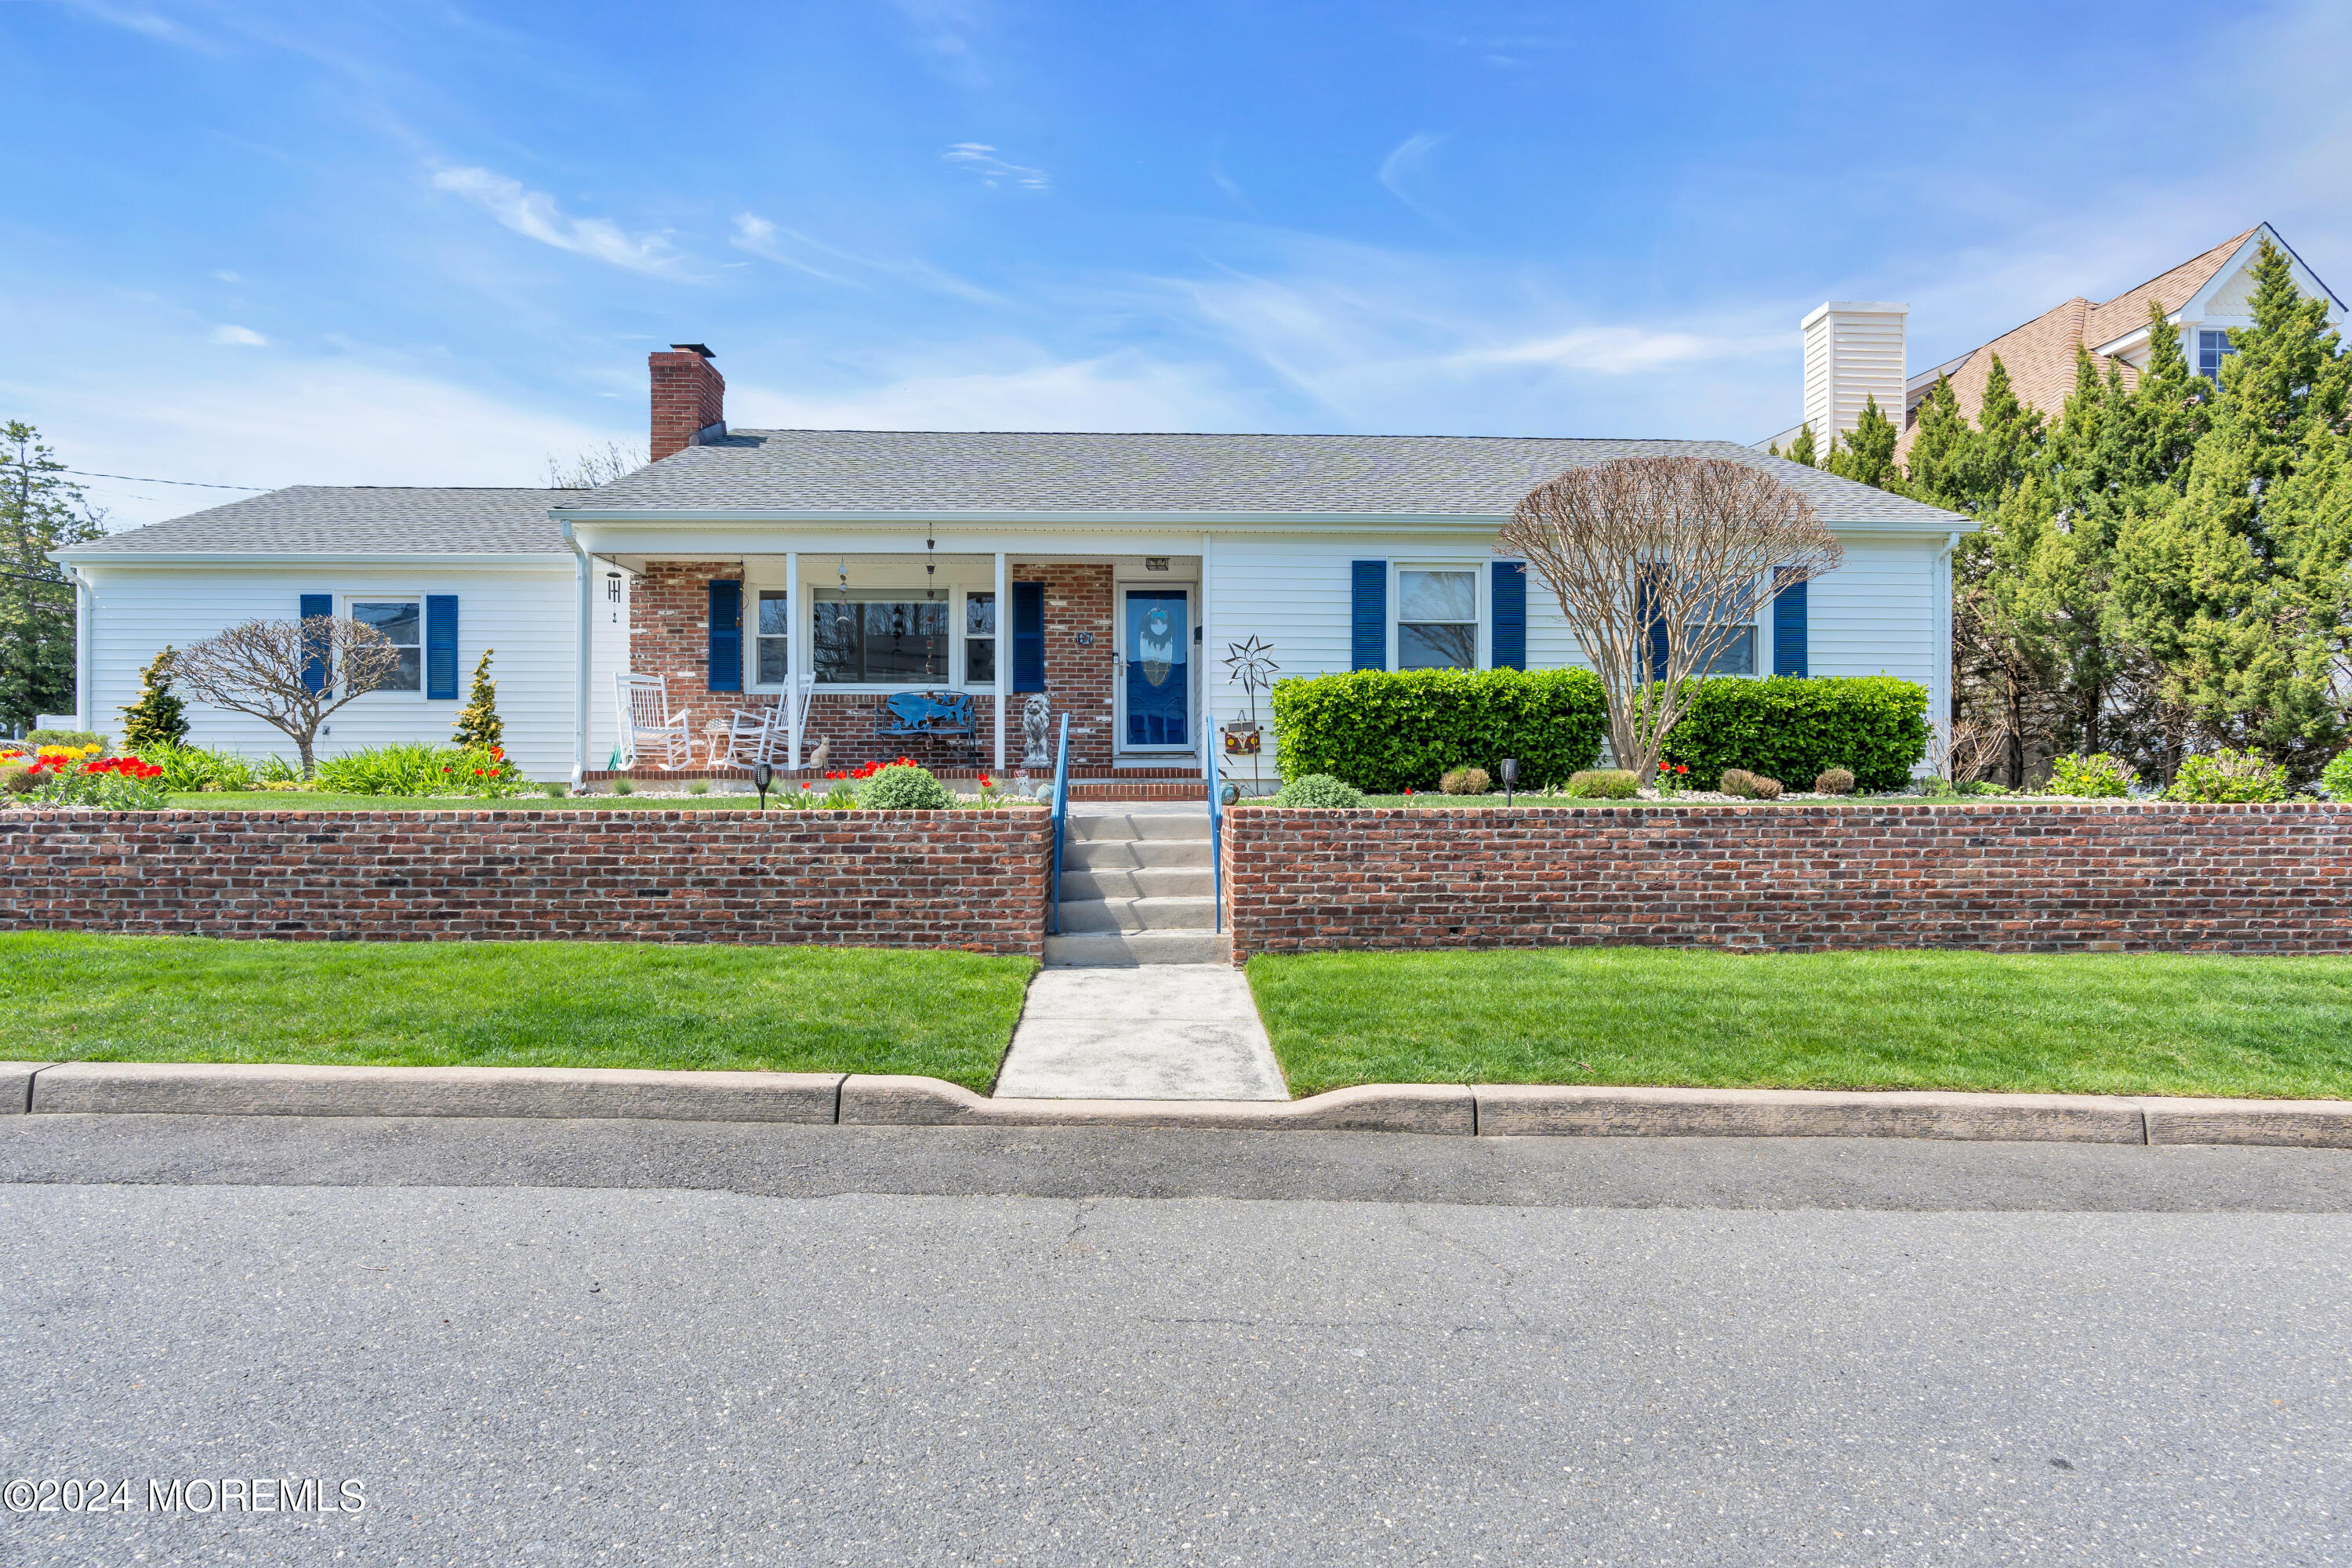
[858,763,956,810]
[1439,766,1490,795]
[143,742,257,793]
[1565,768,1639,799]
[2164,748,2289,804]
[1813,767,1855,795]
[314,741,527,797]
[27,728,106,753]
[2045,753,2136,798]
[1270,773,1364,808]
[1718,768,1784,800]
[1269,668,1606,793]
[1661,677,1929,794]
[0,763,36,797]
[2321,749,2352,803]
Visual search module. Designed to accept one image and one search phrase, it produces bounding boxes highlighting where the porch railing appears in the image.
[1047,713,1071,937]
[1203,706,1222,935]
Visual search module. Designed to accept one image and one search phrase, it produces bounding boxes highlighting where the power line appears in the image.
[56,470,269,491]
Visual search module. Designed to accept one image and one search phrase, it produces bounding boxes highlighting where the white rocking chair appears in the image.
[616,673,694,770]
[724,701,790,769]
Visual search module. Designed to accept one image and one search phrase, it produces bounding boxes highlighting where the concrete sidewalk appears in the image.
[993,967,1287,1100]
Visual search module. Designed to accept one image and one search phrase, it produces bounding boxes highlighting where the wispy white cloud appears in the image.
[209,324,267,347]
[1454,325,1763,375]
[1376,132,1448,223]
[730,214,1003,304]
[730,348,1250,433]
[51,0,205,47]
[889,0,989,87]
[429,166,690,278]
[942,143,1049,191]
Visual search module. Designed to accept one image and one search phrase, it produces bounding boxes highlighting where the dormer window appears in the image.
[2198,329,2235,383]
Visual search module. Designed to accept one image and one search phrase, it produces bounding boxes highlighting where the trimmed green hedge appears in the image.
[1269,669,1607,793]
[1662,676,1929,793]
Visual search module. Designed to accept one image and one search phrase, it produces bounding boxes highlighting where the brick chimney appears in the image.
[649,343,725,462]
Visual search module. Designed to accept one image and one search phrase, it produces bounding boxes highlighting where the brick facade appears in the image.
[630,561,1123,774]
[2,809,1051,956]
[1221,801,2352,961]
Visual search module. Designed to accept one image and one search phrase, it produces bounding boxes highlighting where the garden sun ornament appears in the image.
[1221,635,1280,792]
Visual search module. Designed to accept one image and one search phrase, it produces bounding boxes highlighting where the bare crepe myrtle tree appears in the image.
[173,615,404,779]
[1497,456,1842,786]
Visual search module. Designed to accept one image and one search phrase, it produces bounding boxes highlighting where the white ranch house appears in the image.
[56,346,1969,786]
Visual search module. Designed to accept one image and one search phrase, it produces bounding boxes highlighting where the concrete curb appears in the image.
[27,1062,844,1123]
[1474,1084,2151,1143]
[1,1062,55,1114]
[840,1077,1473,1133]
[8,1064,2350,1145]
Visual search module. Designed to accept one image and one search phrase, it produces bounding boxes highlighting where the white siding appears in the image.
[1805,535,1946,713]
[78,561,582,782]
[1802,303,1908,449]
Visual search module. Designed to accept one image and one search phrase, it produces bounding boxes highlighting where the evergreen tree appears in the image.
[1783,423,1818,469]
[2112,237,2351,777]
[452,648,503,751]
[1904,375,1973,509]
[1824,395,1900,489]
[1958,356,2045,508]
[119,646,188,753]
[0,423,103,730]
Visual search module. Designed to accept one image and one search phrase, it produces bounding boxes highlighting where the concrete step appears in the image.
[1065,837,1213,870]
[1057,895,1219,933]
[1068,811,1211,843]
[1060,866,1214,900]
[1044,931,1233,967]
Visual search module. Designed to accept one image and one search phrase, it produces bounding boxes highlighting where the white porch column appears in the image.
[993,550,1008,771]
[784,550,800,768]
[72,568,93,730]
[564,523,590,790]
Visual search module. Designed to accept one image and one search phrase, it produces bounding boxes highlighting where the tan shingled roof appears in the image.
[1897,227,2259,458]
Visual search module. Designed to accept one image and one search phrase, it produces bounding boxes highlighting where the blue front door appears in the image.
[1123,589,1190,749]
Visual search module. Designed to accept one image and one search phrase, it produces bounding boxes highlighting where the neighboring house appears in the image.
[57,345,1969,786]
[1760,224,2347,460]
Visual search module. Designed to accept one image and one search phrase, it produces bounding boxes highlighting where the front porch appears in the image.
[592,546,1223,781]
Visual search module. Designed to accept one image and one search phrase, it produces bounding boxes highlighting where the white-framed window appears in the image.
[2198,328,2236,383]
[964,591,997,685]
[755,590,789,684]
[347,597,422,691]
[1397,568,1479,670]
[1690,581,1756,676]
[811,597,951,684]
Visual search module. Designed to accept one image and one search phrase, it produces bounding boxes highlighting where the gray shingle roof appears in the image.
[557,430,1966,525]
[68,487,571,556]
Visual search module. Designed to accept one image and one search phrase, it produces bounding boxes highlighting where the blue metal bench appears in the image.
[874,689,980,764]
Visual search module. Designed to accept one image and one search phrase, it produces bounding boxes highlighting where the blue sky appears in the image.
[5,0,2349,525]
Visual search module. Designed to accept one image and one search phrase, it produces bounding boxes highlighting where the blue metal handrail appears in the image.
[1204,706,1222,935]
[1047,713,1071,936]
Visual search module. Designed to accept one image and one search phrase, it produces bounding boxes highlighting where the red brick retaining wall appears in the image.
[1,809,1052,956]
[1221,802,2352,960]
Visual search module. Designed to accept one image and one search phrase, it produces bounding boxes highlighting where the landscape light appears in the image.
[1499,757,1518,805]
[750,760,774,810]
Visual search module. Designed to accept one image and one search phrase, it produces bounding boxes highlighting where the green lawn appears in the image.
[1247,946,2352,1100]
[0,933,1033,1091]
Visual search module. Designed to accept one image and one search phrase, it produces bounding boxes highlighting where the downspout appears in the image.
[72,565,93,731]
[563,521,591,793]
[1933,528,1962,768]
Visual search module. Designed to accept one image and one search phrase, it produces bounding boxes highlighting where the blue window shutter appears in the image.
[1773,572,1808,678]
[1637,572,1667,681]
[424,595,459,699]
[708,579,742,692]
[1490,561,1526,670]
[299,593,332,693]
[1351,561,1386,671]
[1012,582,1046,692]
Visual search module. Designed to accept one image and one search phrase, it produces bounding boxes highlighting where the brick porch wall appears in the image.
[1221,801,2352,961]
[632,561,1123,772]
[2,809,1051,956]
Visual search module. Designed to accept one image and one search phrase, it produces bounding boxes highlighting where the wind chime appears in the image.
[924,536,941,682]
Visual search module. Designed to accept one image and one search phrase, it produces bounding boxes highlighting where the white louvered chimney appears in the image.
[1801,302,1907,448]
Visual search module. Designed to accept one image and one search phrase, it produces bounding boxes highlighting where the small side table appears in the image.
[702,720,733,768]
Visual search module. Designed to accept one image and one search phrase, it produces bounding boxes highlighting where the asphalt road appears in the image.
[3,1116,2349,1566]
